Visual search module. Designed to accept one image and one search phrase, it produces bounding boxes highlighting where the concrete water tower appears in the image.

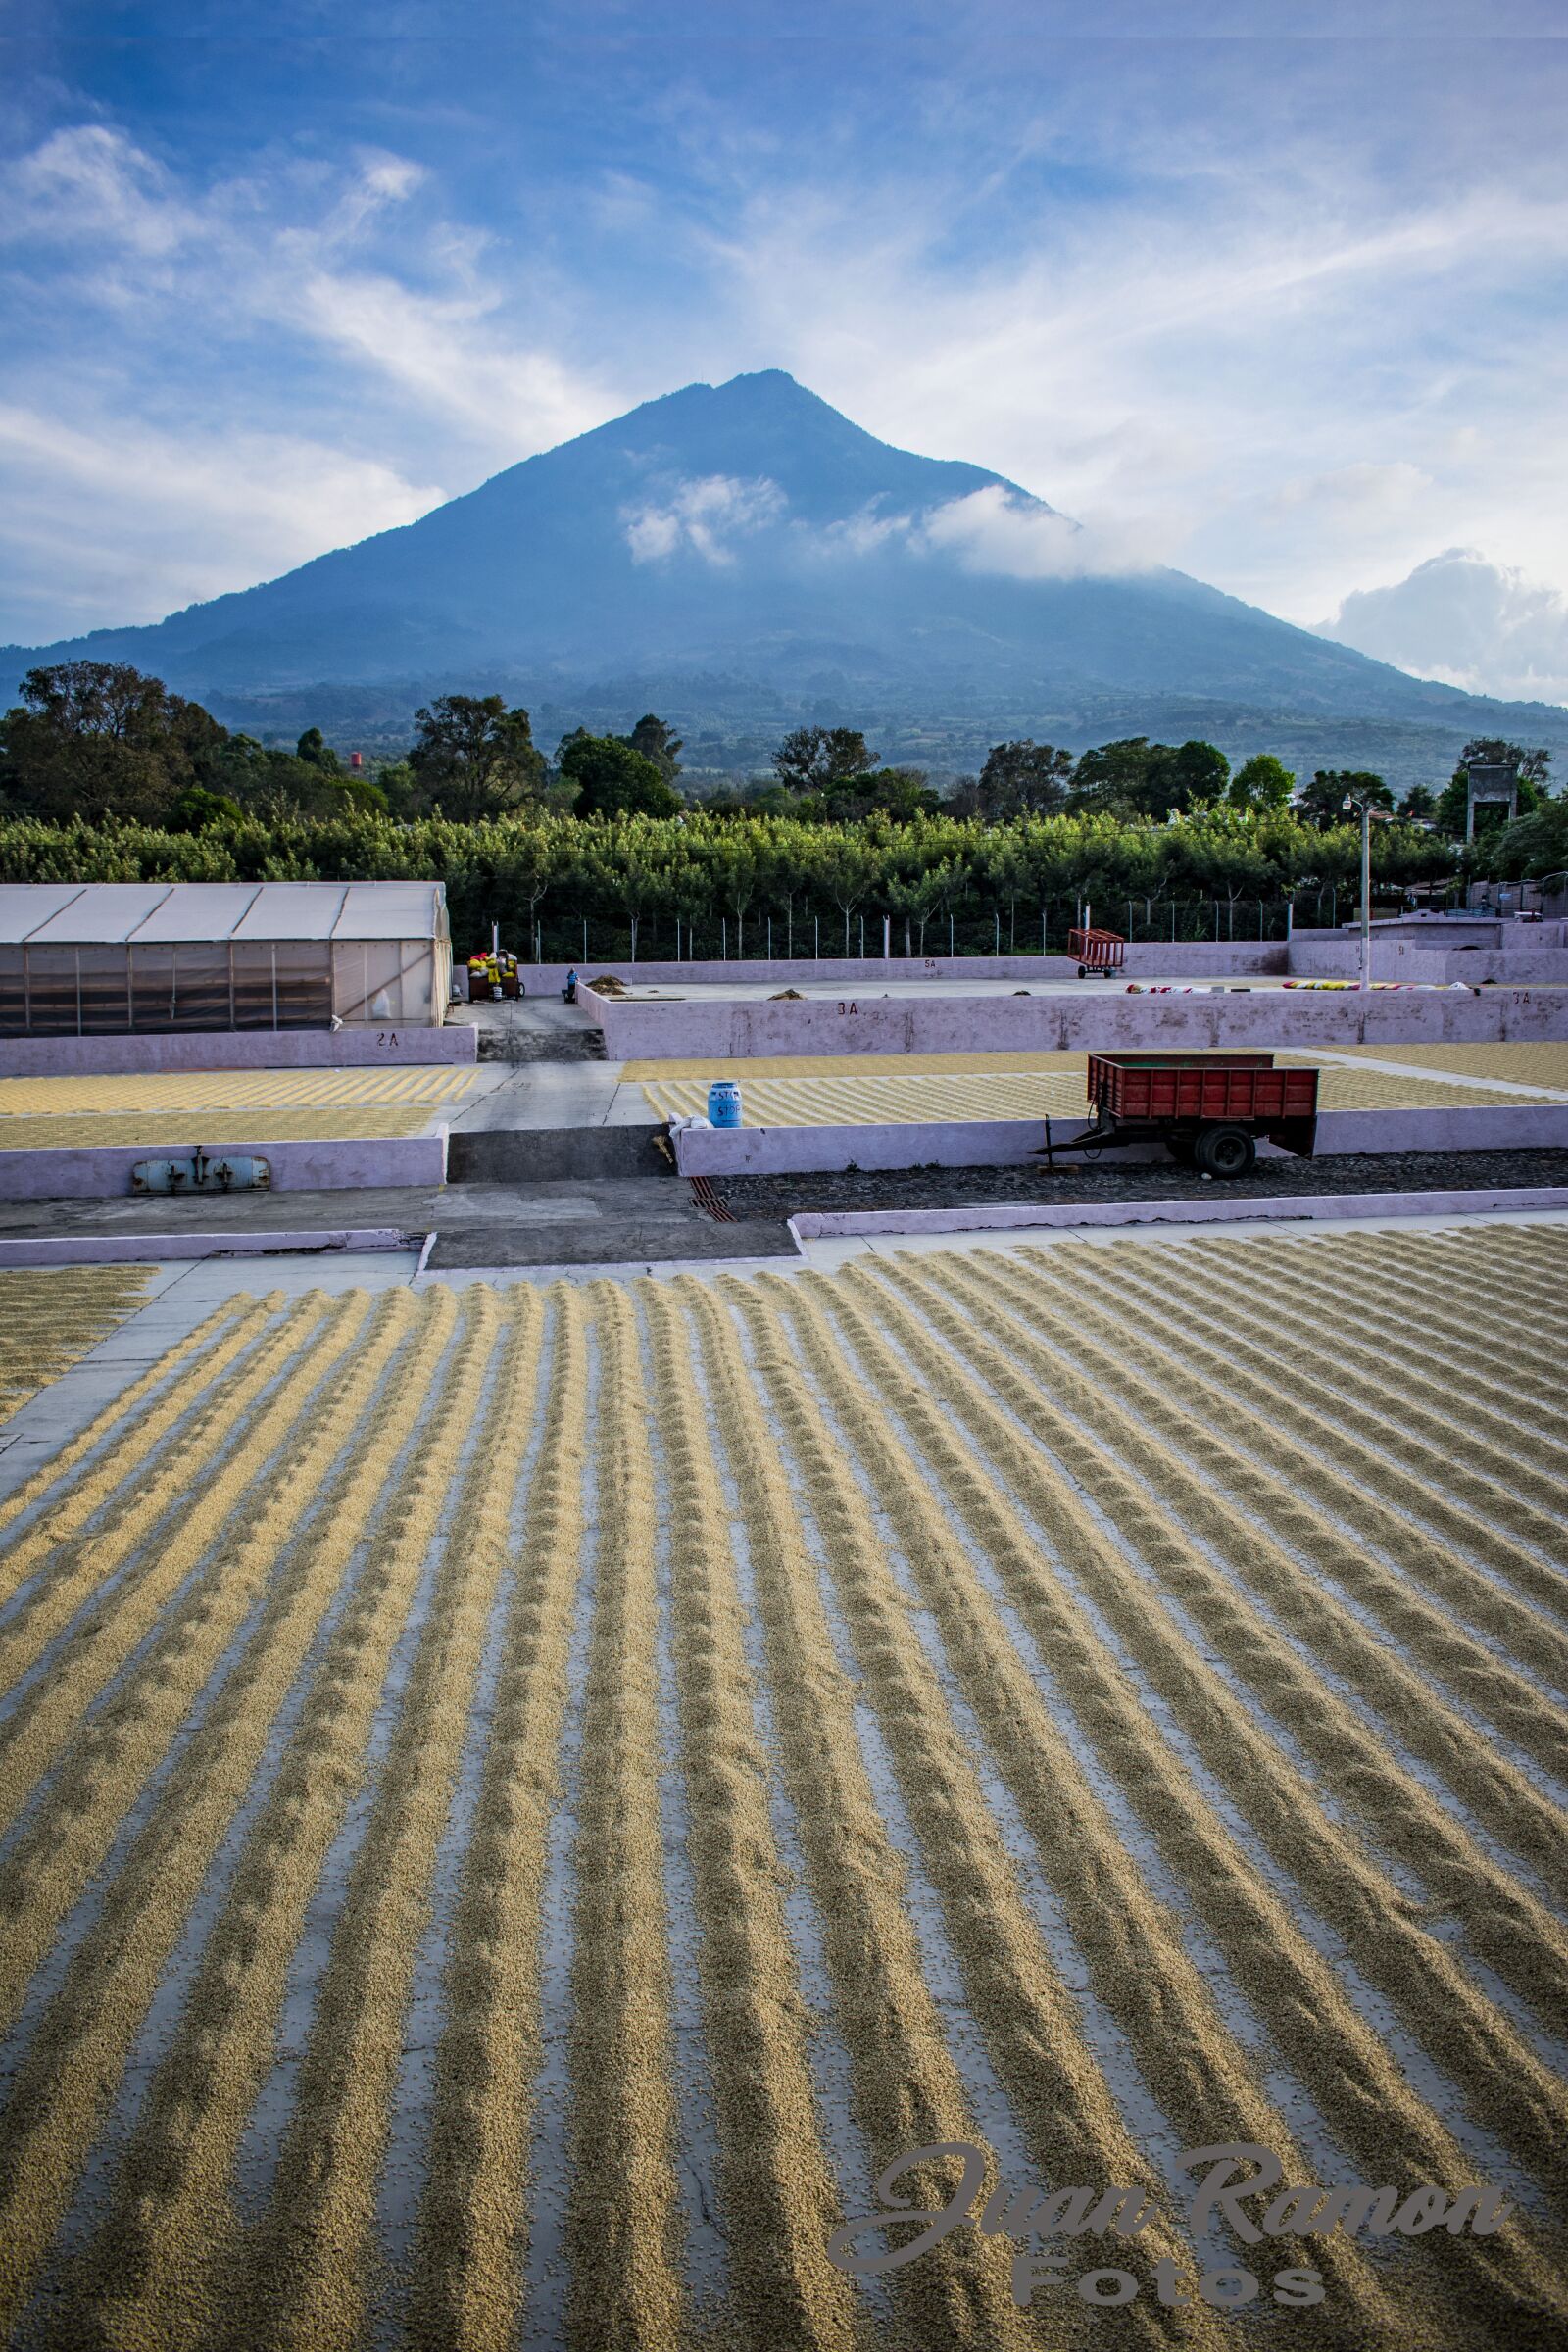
[1464,752,1519,841]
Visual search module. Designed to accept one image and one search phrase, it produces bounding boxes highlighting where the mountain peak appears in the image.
[8,369,1561,772]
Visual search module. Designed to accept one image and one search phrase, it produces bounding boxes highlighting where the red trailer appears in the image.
[1036,1051,1319,1177]
[1067,925,1126,976]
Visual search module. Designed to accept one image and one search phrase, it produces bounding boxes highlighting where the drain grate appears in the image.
[689,1175,736,1223]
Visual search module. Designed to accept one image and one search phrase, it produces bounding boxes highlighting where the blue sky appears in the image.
[3,1,1567,697]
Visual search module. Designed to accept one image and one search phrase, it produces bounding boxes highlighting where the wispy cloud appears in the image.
[622,474,784,564]
[0,122,620,636]
[3,124,195,258]
[918,486,1159,579]
[804,487,1160,579]
[0,406,444,642]
[3,21,1567,681]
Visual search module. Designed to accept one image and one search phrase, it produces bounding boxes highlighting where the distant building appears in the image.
[1464,752,1518,841]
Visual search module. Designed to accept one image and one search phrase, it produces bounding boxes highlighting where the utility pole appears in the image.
[1342,790,1385,991]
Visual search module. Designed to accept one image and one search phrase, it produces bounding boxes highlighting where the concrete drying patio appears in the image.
[0,1221,1564,2349]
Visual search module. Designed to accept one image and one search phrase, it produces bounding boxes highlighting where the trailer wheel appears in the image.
[1194,1123,1256,1178]
[1077,963,1089,978]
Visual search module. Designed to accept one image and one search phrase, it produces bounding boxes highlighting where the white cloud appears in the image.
[282,266,605,454]
[3,125,616,466]
[5,31,1568,652]
[689,113,1568,623]
[1315,549,1568,707]
[811,504,911,558]
[797,488,1163,578]
[2,124,194,257]
[0,405,444,640]
[0,123,623,636]
[917,485,1159,579]
[622,474,785,564]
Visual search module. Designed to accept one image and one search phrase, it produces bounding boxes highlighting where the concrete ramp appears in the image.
[446,1125,671,1183]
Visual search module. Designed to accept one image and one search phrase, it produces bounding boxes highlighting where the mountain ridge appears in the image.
[7,369,1566,787]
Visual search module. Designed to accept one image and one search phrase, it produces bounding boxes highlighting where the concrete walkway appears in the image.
[445,1060,656,1131]
[0,1173,794,1271]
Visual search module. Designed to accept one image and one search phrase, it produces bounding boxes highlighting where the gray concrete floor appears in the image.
[445,1062,656,1132]
[424,1180,794,1267]
[601,975,1291,1001]
[0,1175,794,1269]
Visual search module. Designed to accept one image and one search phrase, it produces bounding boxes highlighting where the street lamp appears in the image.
[1342,792,1391,992]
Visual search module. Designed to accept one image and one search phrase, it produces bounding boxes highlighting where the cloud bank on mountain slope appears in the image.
[621,475,1158,580]
[1315,550,1568,707]
[622,475,786,564]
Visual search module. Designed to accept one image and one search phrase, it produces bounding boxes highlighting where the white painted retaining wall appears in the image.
[1284,935,1568,985]
[0,1026,476,1077]
[0,1129,449,1200]
[672,1100,1568,1178]
[595,985,1568,1062]
[789,1185,1568,1243]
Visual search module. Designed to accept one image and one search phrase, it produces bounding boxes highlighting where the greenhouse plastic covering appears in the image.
[0,882,451,1034]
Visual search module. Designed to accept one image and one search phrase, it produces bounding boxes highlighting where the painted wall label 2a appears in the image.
[825,2141,1513,2311]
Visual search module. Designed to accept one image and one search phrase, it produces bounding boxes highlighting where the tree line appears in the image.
[0,800,1465,963]
[1,661,1553,841]
[0,663,1559,959]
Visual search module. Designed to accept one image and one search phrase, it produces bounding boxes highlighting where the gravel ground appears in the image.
[713,1146,1568,1218]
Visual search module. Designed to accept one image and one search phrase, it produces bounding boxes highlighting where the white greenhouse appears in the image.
[0,880,452,1036]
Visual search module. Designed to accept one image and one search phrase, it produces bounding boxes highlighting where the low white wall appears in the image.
[0,1026,476,1077]
[1284,931,1568,985]
[0,1129,449,1200]
[790,1185,1568,1242]
[598,984,1568,1062]
[1312,1103,1568,1152]
[673,1117,1070,1175]
[673,1099,1568,1177]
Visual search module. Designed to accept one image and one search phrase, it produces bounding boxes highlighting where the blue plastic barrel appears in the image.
[708,1080,742,1129]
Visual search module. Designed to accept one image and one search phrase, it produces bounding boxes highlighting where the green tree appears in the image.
[295,726,341,774]
[558,731,682,817]
[1397,783,1436,820]
[408,695,546,818]
[167,783,243,832]
[706,832,761,956]
[0,661,230,823]
[1296,769,1394,828]
[818,766,937,823]
[588,818,673,960]
[976,829,1035,951]
[1166,739,1231,808]
[1484,795,1568,880]
[1068,737,1226,820]
[495,821,570,953]
[975,740,1074,819]
[1066,738,1155,815]
[1162,807,1274,927]
[772,724,877,795]
[1227,754,1295,811]
[622,713,683,781]
[887,857,961,955]
[811,830,879,954]
[1433,743,1550,840]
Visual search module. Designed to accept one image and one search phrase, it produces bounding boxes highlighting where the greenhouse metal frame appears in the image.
[0,881,452,1036]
